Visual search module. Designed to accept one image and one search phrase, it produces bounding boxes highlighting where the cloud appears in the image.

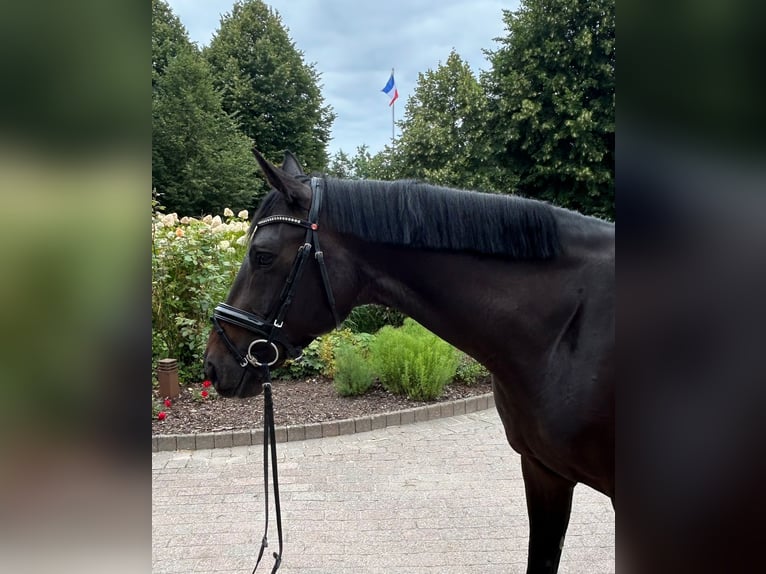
[165,0,515,158]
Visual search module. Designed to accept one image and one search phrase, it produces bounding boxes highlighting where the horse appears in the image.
[203,149,614,573]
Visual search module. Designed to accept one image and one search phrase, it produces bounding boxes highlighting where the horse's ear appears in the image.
[252,148,310,207]
[281,150,305,177]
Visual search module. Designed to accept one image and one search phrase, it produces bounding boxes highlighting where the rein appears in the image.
[252,370,282,574]
[210,177,340,573]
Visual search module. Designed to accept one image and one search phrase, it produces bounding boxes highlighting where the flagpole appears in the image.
[391,67,395,147]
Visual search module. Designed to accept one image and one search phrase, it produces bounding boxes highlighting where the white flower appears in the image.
[223,208,234,217]
[237,210,249,220]
[180,216,190,224]
[236,234,248,246]
[161,213,178,226]
[210,215,222,228]
[202,215,212,224]
[218,240,231,250]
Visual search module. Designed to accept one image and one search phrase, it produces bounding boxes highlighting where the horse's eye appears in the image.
[256,253,275,267]
[254,252,275,267]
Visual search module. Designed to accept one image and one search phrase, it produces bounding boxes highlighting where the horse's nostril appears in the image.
[205,361,218,384]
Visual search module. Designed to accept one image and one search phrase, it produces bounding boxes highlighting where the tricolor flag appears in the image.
[381,72,399,106]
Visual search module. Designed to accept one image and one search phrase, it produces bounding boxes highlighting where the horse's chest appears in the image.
[491,374,612,492]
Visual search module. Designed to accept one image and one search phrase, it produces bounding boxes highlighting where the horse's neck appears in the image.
[352,220,613,386]
[357,250,559,373]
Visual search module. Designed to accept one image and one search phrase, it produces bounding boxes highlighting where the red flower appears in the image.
[202,380,212,388]
[164,399,172,407]
[201,390,209,398]
[157,411,167,421]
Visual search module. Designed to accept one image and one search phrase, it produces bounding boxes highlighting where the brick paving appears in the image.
[152,408,614,573]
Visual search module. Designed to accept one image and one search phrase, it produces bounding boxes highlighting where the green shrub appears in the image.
[342,304,405,333]
[313,329,375,378]
[272,337,324,379]
[333,343,376,396]
[371,318,459,400]
[454,352,490,385]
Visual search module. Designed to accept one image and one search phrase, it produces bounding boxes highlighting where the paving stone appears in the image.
[231,430,251,447]
[176,434,196,451]
[385,412,401,427]
[338,419,355,436]
[370,413,387,430]
[354,417,371,434]
[250,428,264,445]
[287,425,305,442]
[153,408,614,573]
[274,426,288,443]
[156,435,177,452]
[399,408,415,425]
[213,431,233,449]
[194,433,215,450]
[304,423,323,440]
[322,421,340,437]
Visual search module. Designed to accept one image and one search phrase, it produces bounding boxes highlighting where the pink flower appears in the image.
[164,399,172,407]
[158,411,167,421]
[202,380,212,388]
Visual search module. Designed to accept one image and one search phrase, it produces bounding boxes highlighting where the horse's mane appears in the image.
[322,178,561,260]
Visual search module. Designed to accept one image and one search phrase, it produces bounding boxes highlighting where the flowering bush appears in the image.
[152,205,249,381]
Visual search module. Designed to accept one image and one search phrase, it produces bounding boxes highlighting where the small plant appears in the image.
[191,379,216,402]
[454,352,490,385]
[152,398,163,418]
[371,318,459,400]
[272,338,324,379]
[316,329,376,378]
[333,343,376,396]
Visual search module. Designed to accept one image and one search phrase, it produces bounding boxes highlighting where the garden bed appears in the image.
[152,375,492,435]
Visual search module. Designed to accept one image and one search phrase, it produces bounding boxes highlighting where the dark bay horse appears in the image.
[204,150,614,573]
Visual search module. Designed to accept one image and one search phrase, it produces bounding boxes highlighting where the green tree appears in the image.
[484,0,615,218]
[204,0,335,171]
[152,0,258,216]
[152,0,189,88]
[394,51,494,191]
[327,145,394,180]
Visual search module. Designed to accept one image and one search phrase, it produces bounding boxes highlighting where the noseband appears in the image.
[211,177,341,369]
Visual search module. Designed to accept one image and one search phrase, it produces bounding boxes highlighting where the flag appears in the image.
[381,72,398,106]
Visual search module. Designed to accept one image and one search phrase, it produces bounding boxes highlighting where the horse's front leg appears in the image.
[521,455,575,574]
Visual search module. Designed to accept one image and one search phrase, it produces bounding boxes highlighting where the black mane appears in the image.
[322,178,561,260]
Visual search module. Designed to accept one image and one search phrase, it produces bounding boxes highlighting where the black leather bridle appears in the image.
[210,176,341,370]
[209,176,340,574]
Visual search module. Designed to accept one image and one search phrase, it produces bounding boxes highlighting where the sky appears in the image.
[165,0,518,158]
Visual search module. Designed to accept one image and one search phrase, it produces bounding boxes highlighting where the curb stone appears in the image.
[152,392,495,452]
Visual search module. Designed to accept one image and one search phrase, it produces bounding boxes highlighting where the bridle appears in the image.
[210,176,341,370]
[208,176,340,574]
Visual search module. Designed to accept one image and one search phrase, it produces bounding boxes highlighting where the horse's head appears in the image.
[203,149,350,398]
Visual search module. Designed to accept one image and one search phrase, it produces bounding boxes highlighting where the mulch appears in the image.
[152,376,493,435]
